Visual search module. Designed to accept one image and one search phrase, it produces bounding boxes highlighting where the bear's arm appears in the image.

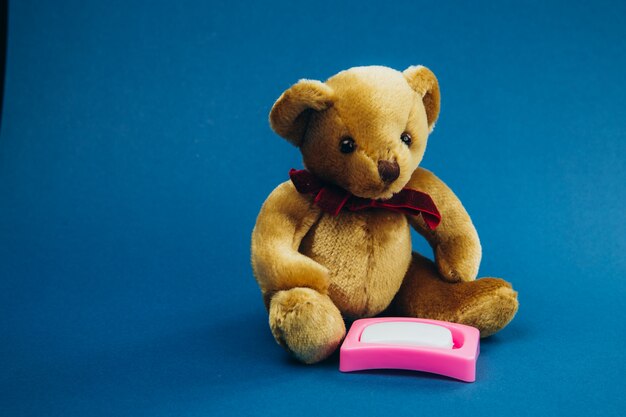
[405,167,482,282]
[251,180,328,298]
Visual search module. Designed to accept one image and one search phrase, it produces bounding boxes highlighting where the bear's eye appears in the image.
[400,132,412,146]
[339,137,356,154]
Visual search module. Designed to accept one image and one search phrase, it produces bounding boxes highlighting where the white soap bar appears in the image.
[360,321,454,349]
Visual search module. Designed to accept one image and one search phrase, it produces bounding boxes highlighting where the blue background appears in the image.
[1,1,625,416]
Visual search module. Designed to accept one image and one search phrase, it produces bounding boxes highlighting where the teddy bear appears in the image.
[251,65,518,364]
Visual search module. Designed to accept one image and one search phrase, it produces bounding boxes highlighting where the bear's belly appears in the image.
[299,210,412,318]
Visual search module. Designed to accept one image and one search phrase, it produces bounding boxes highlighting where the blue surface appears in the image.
[1,1,625,416]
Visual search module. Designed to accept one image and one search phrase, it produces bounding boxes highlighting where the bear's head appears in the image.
[269,65,440,200]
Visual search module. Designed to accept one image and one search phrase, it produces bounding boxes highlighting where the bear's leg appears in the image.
[268,287,346,364]
[392,252,518,337]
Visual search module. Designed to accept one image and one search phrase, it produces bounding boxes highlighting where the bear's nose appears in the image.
[378,160,400,183]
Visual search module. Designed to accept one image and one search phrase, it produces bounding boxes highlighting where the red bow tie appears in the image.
[289,169,441,230]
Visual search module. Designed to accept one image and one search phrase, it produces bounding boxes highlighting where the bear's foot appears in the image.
[269,287,346,364]
[393,253,518,337]
[452,278,518,337]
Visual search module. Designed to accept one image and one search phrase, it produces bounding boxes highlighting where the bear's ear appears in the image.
[403,66,440,132]
[269,79,334,146]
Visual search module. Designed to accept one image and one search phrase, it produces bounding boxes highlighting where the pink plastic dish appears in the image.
[339,317,480,382]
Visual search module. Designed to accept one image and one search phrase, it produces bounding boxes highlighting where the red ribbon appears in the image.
[289,169,441,230]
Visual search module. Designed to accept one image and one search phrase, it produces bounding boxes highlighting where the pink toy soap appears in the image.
[339,317,480,382]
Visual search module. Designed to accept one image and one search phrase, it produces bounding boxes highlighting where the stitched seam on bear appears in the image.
[362,218,374,316]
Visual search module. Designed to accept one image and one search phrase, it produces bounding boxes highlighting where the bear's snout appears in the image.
[378,160,400,183]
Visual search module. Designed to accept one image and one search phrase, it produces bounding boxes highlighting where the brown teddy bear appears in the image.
[251,65,518,364]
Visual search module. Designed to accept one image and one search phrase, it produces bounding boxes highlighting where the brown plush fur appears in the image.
[251,65,518,364]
